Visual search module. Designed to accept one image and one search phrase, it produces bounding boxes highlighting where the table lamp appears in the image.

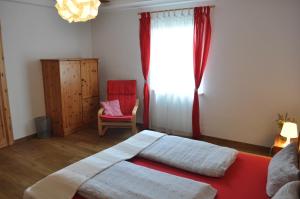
[280,122,298,147]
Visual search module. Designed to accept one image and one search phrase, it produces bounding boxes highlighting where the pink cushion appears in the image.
[100,115,133,122]
[100,100,123,116]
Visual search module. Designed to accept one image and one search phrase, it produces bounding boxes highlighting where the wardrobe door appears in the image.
[81,60,99,124]
[60,61,83,134]
[82,97,99,124]
[81,60,99,99]
[42,61,64,136]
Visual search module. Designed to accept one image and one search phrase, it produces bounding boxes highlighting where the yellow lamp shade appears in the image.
[55,0,101,23]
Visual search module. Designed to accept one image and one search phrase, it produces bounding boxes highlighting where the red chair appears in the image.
[98,80,139,135]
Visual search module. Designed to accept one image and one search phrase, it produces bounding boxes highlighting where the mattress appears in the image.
[73,152,271,199]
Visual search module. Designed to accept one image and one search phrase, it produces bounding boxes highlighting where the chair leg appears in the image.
[132,121,137,134]
[103,126,108,135]
[98,118,104,136]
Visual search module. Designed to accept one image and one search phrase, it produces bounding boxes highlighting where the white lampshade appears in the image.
[55,0,101,23]
[280,122,298,139]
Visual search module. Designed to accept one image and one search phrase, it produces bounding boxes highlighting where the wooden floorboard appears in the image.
[0,127,270,199]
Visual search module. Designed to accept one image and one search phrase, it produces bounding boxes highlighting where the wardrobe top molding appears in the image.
[41,58,99,61]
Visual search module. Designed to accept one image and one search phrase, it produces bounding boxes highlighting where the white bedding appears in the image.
[139,134,238,177]
[78,161,217,199]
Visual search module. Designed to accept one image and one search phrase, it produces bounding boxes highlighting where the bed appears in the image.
[25,130,299,199]
[73,152,271,199]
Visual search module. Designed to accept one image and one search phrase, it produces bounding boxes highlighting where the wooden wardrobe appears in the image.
[41,59,99,136]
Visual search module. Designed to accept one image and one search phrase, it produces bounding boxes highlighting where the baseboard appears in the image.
[200,134,271,156]
[14,133,37,144]
[14,123,144,143]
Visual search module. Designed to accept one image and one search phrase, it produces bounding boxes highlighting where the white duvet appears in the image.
[78,161,217,199]
[139,134,238,177]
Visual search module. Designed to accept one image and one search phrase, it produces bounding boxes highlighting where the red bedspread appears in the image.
[74,152,271,199]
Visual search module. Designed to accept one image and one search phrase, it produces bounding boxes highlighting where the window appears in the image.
[149,10,203,135]
[150,10,194,98]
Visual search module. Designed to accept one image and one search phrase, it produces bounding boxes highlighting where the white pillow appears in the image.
[272,181,300,199]
[266,143,299,197]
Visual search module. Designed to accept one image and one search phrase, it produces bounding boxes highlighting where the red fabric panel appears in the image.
[193,7,212,139]
[131,153,270,199]
[107,80,136,94]
[107,80,136,115]
[143,83,149,128]
[100,115,133,122]
[139,13,151,129]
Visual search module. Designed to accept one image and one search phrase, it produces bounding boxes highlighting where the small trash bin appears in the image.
[35,116,51,138]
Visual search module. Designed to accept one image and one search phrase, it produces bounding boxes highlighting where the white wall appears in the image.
[92,0,300,147]
[0,1,93,139]
[92,10,144,122]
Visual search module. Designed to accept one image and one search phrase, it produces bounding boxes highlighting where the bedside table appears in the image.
[270,135,298,156]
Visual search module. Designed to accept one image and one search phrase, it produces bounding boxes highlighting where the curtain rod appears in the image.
[138,5,215,15]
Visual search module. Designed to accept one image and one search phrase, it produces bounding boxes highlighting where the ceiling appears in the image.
[2,0,213,10]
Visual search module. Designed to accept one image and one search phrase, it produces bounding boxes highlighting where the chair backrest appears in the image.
[107,80,137,115]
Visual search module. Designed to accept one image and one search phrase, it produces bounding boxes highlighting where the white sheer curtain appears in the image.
[149,9,195,136]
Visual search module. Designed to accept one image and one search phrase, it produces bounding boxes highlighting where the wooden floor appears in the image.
[0,127,270,199]
[0,128,133,199]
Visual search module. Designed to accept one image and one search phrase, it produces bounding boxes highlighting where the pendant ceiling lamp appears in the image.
[55,0,101,23]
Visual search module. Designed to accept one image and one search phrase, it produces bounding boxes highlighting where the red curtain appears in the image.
[192,7,212,139]
[139,12,151,129]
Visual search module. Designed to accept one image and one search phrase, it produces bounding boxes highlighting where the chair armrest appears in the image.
[98,108,104,116]
[132,99,139,116]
